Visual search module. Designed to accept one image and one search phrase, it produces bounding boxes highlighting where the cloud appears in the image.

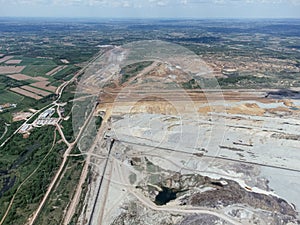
[180,0,188,5]
[148,0,169,6]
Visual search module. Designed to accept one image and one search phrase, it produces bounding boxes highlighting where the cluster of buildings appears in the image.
[35,118,59,126]
[39,108,55,119]
[19,107,60,135]
[34,108,59,126]
[0,103,17,112]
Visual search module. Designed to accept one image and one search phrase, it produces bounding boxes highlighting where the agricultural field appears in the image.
[0,56,13,64]
[46,65,67,76]
[10,87,43,100]
[5,60,22,65]
[0,66,25,74]
[0,90,23,105]
[22,65,57,78]
[21,86,51,97]
[0,54,81,120]
[6,74,46,81]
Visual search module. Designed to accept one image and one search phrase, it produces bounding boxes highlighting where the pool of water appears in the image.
[154,187,177,205]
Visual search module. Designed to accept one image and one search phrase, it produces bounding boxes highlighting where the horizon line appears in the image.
[1,16,300,20]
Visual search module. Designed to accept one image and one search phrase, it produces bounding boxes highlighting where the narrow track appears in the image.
[88,139,114,225]
[27,102,98,225]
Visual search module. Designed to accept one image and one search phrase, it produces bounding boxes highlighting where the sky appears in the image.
[0,0,299,18]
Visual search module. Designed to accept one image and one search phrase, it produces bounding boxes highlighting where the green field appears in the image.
[21,65,57,78]
[50,80,64,87]
[17,57,56,66]
[52,65,80,81]
[0,88,37,122]
[0,55,78,127]
[0,90,23,105]
[15,56,59,80]
[20,59,79,82]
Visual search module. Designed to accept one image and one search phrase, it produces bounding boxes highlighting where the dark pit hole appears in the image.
[154,187,179,205]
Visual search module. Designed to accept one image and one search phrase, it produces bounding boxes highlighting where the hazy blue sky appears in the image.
[0,0,299,18]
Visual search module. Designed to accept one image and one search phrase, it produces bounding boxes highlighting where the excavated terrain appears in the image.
[76,50,300,225]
